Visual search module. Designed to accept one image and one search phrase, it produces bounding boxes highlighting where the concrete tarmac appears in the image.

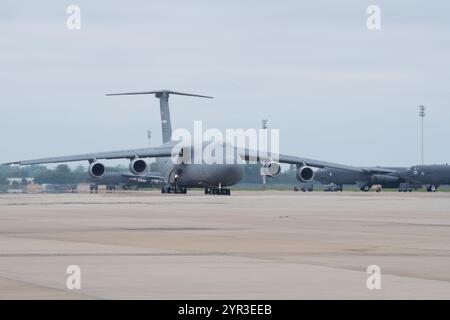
[0,190,450,299]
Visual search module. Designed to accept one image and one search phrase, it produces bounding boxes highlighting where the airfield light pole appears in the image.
[262,119,268,129]
[147,130,152,168]
[147,130,152,147]
[419,105,426,165]
[261,119,268,189]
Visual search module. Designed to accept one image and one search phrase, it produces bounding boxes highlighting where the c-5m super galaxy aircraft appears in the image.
[2,89,378,195]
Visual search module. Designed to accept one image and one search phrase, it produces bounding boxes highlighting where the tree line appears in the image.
[0,162,298,187]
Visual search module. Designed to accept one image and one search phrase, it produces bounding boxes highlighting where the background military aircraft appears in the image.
[2,89,382,196]
[302,164,450,192]
[390,164,450,192]
[311,166,407,191]
[87,170,164,193]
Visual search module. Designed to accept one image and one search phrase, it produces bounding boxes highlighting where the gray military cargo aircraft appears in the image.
[2,89,373,195]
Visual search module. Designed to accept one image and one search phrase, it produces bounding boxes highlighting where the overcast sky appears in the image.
[1,0,449,167]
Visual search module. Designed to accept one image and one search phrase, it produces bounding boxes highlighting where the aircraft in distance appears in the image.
[303,164,450,192]
[2,89,380,195]
[87,170,164,193]
[389,164,450,192]
[311,166,408,192]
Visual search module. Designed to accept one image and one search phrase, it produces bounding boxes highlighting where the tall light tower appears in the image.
[261,119,268,189]
[147,130,152,168]
[261,119,268,130]
[147,130,152,147]
[419,105,426,165]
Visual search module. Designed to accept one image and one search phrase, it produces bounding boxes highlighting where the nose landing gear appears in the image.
[161,174,188,194]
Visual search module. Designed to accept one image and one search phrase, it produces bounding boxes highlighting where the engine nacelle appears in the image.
[129,158,148,175]
[88,162,106,179]
[262,161,281,177]
[296,166,315,182]
[371,174,400,185]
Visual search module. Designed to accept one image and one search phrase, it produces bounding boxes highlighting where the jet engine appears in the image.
[296,166,315,182]
[371,175,400,185]
[262,161,281,177]
[129,158,148,175]
[88,162,106,179]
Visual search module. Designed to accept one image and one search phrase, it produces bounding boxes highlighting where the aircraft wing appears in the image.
[277,154,364,171]
[360,166,406,174]
[2,146,179,166]
[239,149,404,174]
[239,149,364,172]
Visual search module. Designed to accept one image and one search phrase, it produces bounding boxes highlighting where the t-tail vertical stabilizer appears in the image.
[106,90,213,143]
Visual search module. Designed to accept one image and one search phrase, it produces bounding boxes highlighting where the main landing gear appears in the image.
[398,183,414,192]
[205,187,231,195]
[90,184,99,194]
[426,185,438,192]
[360,185,371,192]
[323,184,343,192]
[161,185,187,194]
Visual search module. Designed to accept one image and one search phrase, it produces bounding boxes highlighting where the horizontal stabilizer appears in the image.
[105,89,213,143]
[106,90,213,99]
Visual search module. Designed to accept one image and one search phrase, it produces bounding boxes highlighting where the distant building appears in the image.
[6,178,34,185]
[4,177,35,193]
[41,184,77,193]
